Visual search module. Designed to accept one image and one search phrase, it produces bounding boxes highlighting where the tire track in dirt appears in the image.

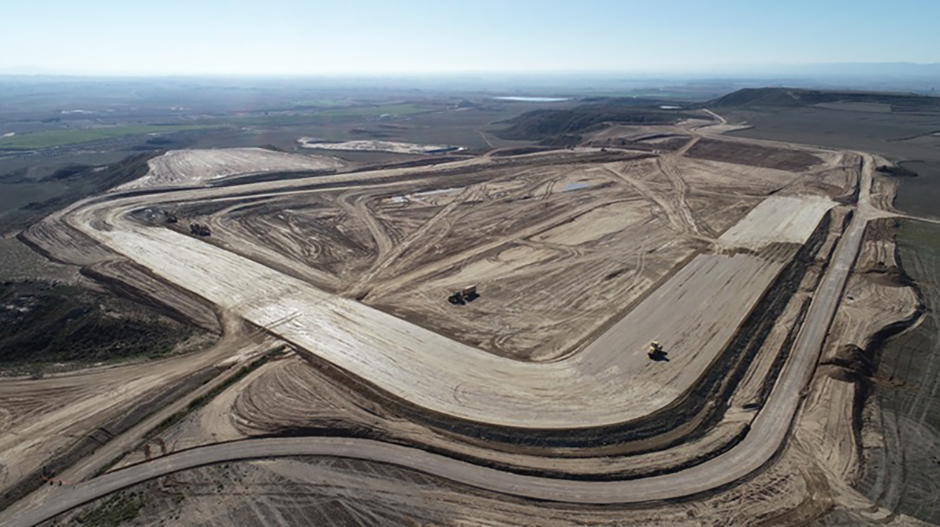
[2,137,871,527]
[601,162,708,246]
[360,168,617,298]
[343,168,549,294]
[364,195,631,300]
[657,155,702,237]
[337,189,393,259]
[349,186,474,296]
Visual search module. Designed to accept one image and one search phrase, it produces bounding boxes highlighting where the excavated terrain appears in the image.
[7,114,915,527]
[22,142,845,434]
[50,439,847,527]
[116,148,344,191]
[162,150,845,362]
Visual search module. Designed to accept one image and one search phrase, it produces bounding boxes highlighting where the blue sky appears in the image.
[3,0,939,75]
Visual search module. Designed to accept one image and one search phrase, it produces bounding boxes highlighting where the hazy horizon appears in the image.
[4,0,940,76]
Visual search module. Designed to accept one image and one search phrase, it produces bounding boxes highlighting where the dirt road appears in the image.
[3,153,874,527]
[55,180,830,429]
[0,113,881,525]
[116,148,343,191]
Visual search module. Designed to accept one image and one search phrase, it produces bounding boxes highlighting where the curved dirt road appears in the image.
[49,166,832,429]
[3,156,873,527]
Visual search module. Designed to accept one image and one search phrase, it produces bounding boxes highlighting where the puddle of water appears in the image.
[495,96,569,102]
[391,187,460,203]
[563,182,590,192]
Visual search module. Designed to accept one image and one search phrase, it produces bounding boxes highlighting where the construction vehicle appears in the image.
[448,285,479,305]
[648,341,667,360]
[189,223,211,237]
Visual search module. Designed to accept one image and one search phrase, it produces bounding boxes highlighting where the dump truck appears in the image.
[448,285,479,305]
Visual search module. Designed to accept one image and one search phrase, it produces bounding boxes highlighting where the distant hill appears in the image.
[711,87,940,112]
[496,100,700,145]
[757,62,940,79]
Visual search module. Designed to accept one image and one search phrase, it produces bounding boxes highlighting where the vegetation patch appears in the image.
[0,125,221,150]
[876,164,918,177]
[901,218,940,248]
[712,87,940,112]
[219,103,432,126]
[496,100,697,144]
[0,152,156,234]
[75,491,144,527]
[315,103,430,118]
[0,280,195,370]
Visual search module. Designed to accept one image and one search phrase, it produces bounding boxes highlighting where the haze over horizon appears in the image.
[4,0,940,76]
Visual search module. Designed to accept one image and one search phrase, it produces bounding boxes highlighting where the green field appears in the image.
[315,103,431,118]
[223,103,433,126]
[289,99,349,107]
[0,124,222,150]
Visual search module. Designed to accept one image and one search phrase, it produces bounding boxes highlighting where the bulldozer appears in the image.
[648,341,667,361]
[448,285,479,305]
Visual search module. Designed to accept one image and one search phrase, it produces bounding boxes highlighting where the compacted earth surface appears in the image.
[0,94,934,526]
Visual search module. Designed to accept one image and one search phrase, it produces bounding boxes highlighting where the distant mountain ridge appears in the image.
[710,87,940,111]
[753,62,940,78]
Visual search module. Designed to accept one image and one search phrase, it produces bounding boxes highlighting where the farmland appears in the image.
[0,125,221,150]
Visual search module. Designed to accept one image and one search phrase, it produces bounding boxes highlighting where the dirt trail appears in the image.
[675,135,701,156]
[1,114,889,526]
[363,193,630,300]
[0,313,255,500]
[602,164,688,235]
[476,129,495,149]
[657,154,702,236]
[49,156,835,430]
[11,335,282,516]
[337,189,394,261]
[349,185,474,295]
[782,158,938,524]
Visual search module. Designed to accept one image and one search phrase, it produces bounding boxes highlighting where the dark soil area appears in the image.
[0,280,195,369]
[712,87,940,113]
[489,146,555,157]
[855,220,940,524]
[876,164,918,178]
[894,160,940,217]
[684,138,822,171]
[0,152,157,235]
[496,100,699,144]
[723,106,940,220]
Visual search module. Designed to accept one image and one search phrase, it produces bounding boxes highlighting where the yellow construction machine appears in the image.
[648,341,667,360]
